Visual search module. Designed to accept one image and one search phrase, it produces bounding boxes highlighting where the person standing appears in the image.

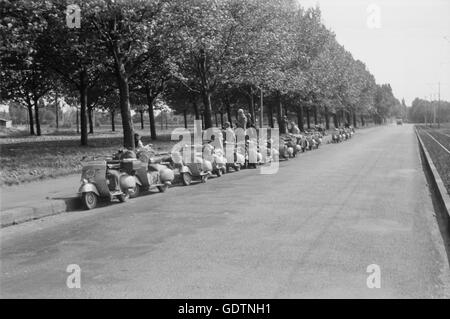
[236,109,247,130]
[246,112,254,128]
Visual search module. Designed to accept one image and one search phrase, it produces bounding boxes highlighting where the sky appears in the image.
[298,0,450,105]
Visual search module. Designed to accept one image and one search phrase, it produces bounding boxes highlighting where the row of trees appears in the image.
[408,98,450,124]
[1,0,401,150]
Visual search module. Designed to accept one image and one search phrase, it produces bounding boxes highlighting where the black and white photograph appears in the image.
[1,0,450,304]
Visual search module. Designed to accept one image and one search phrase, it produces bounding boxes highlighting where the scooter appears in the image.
[331,129,341,143]
[305,133,317,150]
[223,140,244,172]
[171,145,212,186]
[203,142,227,177]
[123,159,174,198]
[312,131,322,148]
[78,157,136,210]
[282,134,298,158]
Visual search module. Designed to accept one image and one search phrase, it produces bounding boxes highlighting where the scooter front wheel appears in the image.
[82,192,98,210]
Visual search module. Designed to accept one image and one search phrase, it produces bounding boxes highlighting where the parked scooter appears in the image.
[305,133,317,150]
[282,134,298,158]
[223,140,244,172]
[331,129,341,143]
[171,145,212,186]
[125,159,174,198]
[78,156,136,210]
[203,141,227,177]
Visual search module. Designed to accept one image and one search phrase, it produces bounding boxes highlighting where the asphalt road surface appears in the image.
[1,124,449,298]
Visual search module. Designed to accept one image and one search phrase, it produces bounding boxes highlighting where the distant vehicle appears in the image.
[396,119,403,125]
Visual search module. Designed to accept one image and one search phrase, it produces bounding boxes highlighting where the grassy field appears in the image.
[0,127,177,186]
[417,124,450,195]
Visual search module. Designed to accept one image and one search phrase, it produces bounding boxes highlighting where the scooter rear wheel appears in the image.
[82,192,98,210]
[157,185,168,192]
[117,193,129,203]
[181,173,192,186]
[129,184,141,198]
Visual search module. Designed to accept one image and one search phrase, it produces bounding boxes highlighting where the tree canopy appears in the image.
[1,0,404,148]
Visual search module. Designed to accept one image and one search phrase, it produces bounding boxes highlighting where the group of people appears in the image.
[236,108,256,130]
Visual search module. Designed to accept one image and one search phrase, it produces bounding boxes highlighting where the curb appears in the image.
[415,128,450,218]
[1,197,80,228]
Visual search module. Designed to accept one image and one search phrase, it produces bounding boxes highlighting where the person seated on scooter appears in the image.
[288,121,300,135]
[134,133,145,149]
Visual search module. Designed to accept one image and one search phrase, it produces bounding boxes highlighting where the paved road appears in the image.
[1,124,449,298]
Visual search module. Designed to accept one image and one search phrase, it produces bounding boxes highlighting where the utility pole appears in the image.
[424,96,428,126]
[432,92,436,127]
[438,82,440,128]
[429,94,433,127]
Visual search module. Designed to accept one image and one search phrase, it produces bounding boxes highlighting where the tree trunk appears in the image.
[353,112,357,128]
[220,112,224,128]
[145,87,157,140]
[214,112,218,127]
[324,107,330,130]
[306,107,311,129]
[183,109,187,129]
[193,99,200,120]
[201,90,213,129]
[313,106,318,125]
[111,109,115,131]
[333,113,338,128]
[268,103,274,128]
[248,87,256,123]
[224,98,233,127]
[33,98,41,136]
[88,107,94,134]
[26,101,35,135]
[79,70,88,146]
[297,105,304,130]
[360,114,365,127]
[139,110,144,129]
[276,92,285,134]
[116,63,134,150]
